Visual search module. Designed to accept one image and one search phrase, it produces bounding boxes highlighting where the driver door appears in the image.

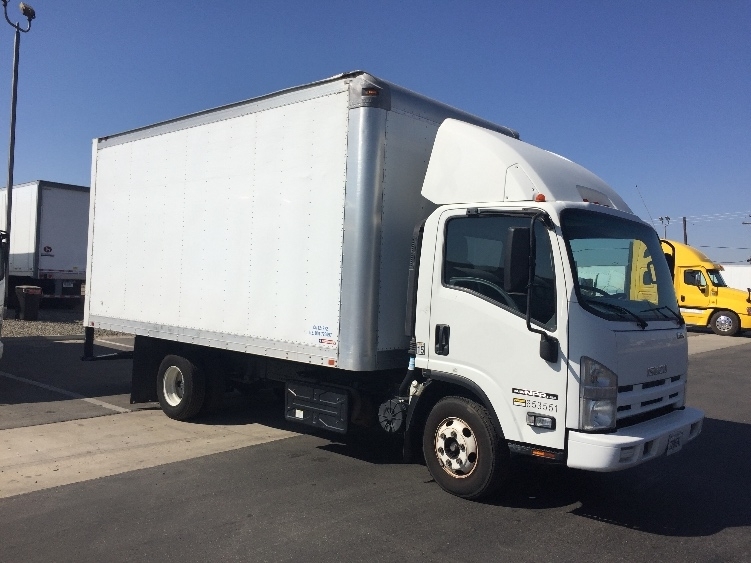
[678,268,710,325]
[426,209,567,450]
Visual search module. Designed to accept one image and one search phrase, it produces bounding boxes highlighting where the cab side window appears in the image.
[683,269,706,287]
[443,215,556,329]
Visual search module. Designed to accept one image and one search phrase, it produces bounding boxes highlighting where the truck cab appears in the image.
[408,120,703,497]
[662,240,751,335]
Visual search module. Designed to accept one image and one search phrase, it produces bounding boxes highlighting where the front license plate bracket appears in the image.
[666,430,682,455]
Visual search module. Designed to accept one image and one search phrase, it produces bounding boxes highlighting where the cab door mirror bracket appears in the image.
[511,213,559,363]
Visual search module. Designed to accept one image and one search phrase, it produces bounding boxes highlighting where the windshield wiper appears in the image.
[640,305,685,326]
[586,300,648,329]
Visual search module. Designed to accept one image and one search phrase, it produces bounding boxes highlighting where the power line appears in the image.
[635,185,654,224]
[651,210,751,224]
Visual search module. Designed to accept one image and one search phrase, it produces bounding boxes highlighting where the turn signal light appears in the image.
[531,449,557,459]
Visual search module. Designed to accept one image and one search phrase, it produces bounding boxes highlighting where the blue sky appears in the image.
[1,1,749,263]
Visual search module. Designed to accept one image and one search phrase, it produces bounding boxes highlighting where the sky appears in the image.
[0,1,749,264]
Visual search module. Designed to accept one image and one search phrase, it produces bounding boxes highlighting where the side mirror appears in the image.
[504,227,530,292]
[642,270,654,285]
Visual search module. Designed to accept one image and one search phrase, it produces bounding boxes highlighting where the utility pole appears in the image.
[682,216,687,244]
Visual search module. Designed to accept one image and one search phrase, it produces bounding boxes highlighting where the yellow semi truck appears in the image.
[662,240,751,336]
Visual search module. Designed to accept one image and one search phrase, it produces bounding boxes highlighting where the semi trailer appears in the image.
[0,180,89,307]
[83,71,703,499]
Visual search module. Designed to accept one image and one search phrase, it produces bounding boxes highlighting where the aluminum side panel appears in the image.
[337,107,387,371]
[88,91,349,353]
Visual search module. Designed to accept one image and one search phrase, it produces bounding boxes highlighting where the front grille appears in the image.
[616,373,684,423]
[617,404,678,429]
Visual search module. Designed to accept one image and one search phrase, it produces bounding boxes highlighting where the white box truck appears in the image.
[84,71,703,499]
[0,180,90,306]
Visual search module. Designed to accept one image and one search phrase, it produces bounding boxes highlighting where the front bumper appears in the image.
[567,407,703,471]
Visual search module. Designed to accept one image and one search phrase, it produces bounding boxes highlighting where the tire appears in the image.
[156,355,206,420]
[709,310,740,336]
[422,396,509,500]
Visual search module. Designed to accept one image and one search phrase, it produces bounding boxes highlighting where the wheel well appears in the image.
[405,378,503,463]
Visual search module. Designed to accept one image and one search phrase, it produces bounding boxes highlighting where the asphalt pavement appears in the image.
[0,331,749,562]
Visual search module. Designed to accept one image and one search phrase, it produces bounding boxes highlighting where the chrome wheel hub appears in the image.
[716,315,733,332]
[163,366,185,407]
[434,417,478,478]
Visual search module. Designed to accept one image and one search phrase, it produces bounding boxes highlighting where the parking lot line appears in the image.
[0,371,130,414]
[93,339,134,350]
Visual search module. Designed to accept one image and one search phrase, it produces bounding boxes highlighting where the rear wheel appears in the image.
[709,310,740,336]
[422,396,508,500]
[157,355,206,420]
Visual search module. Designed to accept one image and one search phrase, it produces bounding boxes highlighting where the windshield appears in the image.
[707,269,727,287]
[561,209,679,324]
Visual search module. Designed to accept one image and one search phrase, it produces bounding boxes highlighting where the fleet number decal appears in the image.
[513,397,558,412]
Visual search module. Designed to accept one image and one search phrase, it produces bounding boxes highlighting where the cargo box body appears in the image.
[0,181,89,300]
[85,72,514,371]
[719,264,751,292]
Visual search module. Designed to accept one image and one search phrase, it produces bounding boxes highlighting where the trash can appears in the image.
[15,285,42,321]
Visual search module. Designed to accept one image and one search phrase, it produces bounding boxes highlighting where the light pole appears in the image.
[1,1,35,312]
[658,216,671,239]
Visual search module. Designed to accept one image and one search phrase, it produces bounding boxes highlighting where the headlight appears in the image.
[580,356,618,431]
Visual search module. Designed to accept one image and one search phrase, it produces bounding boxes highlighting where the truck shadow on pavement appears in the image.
[200,397,751,537]
[491,417,750,537]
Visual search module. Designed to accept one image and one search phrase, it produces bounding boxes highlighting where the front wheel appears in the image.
[157,355,206,420]
[422,396,508,500]
[710,310,741,336]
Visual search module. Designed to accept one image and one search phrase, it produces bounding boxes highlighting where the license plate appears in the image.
[666,431,682,455]
[63,281,74,288]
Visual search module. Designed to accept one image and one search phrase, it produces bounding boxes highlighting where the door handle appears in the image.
[435,324,450,356]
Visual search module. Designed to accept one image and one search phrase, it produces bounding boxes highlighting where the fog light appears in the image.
[526,413,555,430]
[619,446,636,462]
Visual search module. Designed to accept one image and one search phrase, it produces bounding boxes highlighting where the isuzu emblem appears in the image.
[647,364,668,376]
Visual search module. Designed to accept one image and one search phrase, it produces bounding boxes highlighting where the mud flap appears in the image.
[130,335,165,404]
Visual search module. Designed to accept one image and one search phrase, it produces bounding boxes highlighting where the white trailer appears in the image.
[84,71,703,499]
[0,180,89,305]
[720,264,751,292]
